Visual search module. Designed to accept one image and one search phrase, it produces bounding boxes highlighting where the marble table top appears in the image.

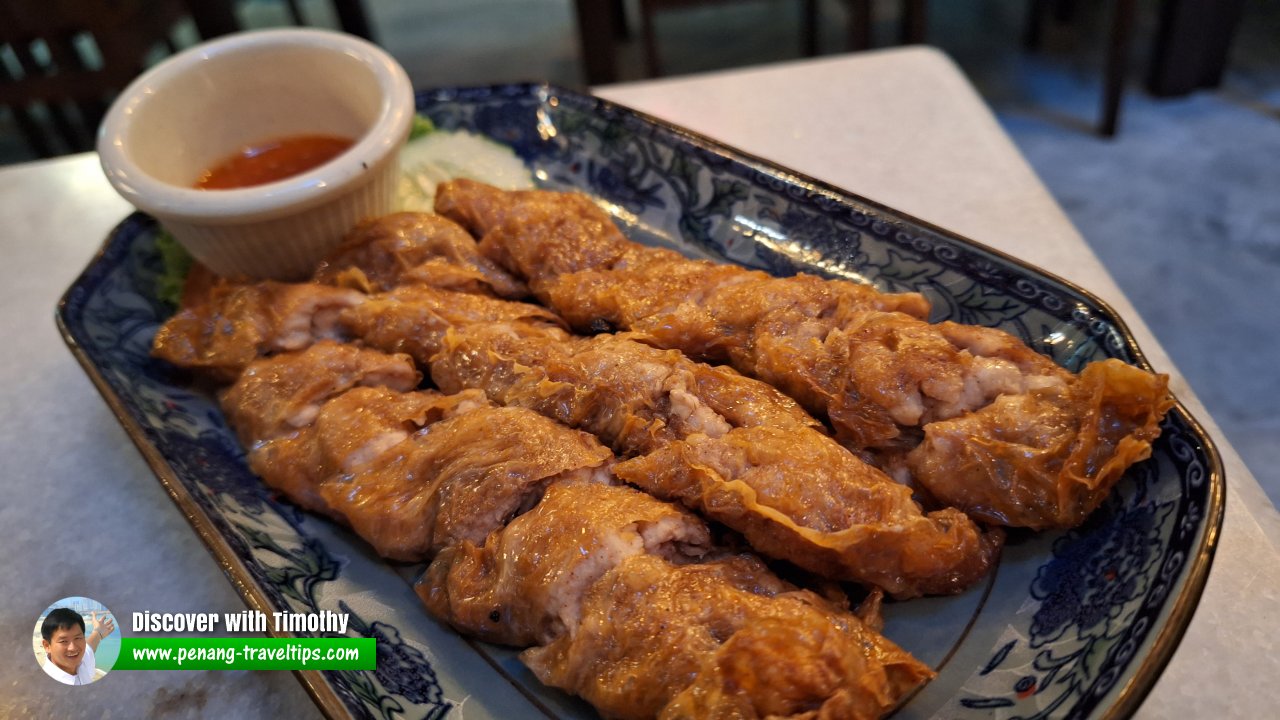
[0,46,1274,718]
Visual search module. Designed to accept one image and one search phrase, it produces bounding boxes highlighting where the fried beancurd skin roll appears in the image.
[218,343,423,513]
[220,341,421,444]
[321,401,614,560]
[908,358,1174,529]
[434,178,928,318]
[435,179,1175,531]
[434,180,630,284]
[255,387,474,518]
[614,427,1000,597]
[221,341,615,559]
[431,323,997,597]
[523,553,933,720]
[436,179,1064,451]
[336,284,563,368]
[547,250,933,362]
[312,212,528,298]
[151,281,365,383]
[776,313,1073,453]
[429,321,820,450]
[418,480,711,647]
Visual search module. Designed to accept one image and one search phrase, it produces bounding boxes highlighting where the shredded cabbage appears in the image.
[396,129,535,212]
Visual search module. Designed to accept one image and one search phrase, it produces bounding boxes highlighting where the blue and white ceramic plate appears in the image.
[58,84,1223,720]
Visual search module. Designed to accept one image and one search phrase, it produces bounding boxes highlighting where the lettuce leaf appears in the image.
[154,230,194,309]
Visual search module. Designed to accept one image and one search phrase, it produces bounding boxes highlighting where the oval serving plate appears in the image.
[57,83,1223,720]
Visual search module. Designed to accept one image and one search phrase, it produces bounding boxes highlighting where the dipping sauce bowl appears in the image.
[98,28,414,280]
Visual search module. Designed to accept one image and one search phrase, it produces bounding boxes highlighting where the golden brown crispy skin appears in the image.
[421,477,930,718]
[221,343,614,560]
[434,181,627,270]
[908,358,1174,529]
[802,314,1073,451]
[219,342,423,514]
[313,212,527,298]
[429,321,820,449]
[524,553,933,720]
[336,284,562,368]
[219,340,421,444]
[249,387,470,517]
[151,281,364,382]
[614,427,1000,597]
[435,180,1174,530]
[431,181,1061,450]
[552,250,932,361]
[320,399,613,560]
[420,480,710,646]
[435,178,927,317]
[430,321,997,597]
[310,386,488,482]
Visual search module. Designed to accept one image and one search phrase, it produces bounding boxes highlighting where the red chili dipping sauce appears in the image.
[195,135,354,190]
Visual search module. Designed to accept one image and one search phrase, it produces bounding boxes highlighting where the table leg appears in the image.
[849,0,871,51]
[1147,0,1246,96]
[185,0,239,38]
[332,0,376,42]
[901,0,927,44]
[1099,0,1136,136]
[802,0,818,55]
[575,0,620,85]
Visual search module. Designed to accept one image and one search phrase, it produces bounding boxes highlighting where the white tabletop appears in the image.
[1,46,1275,718]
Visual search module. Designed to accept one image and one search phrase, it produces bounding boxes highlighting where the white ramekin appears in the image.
[98,28,414,280]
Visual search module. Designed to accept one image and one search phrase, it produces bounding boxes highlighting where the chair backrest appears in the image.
[0,0,375,159]
[0,0,191,156]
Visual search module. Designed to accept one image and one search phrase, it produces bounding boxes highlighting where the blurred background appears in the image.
[3,0,1277,505]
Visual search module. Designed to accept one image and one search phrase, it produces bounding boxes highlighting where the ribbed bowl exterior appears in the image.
[161,156,401,281]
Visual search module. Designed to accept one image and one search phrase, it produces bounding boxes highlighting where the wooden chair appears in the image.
[259,0,375,42]
[637,0,821,77]
[846,0,927,50]
[0,0,192,157]
[0,0,376,159]
[884,0,1132,138]
[642,1,938,76]
[1023,0,1138,137]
